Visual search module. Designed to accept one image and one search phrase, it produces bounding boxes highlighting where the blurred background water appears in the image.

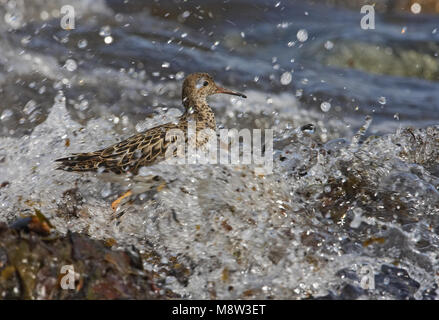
[1,0,439,137]
[1,0,439,299]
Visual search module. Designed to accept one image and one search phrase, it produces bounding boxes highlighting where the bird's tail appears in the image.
[55,152,106,172]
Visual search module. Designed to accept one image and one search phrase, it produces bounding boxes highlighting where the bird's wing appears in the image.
[56,122,184,174]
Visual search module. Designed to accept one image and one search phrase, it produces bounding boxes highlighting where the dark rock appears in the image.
[0,220,177,300]
[308,0,439,14]
[375,264,420,299]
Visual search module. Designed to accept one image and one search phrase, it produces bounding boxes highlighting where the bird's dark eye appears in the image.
[203,81,209,86]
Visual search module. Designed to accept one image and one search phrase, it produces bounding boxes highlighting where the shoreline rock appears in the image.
[0,220,176,300]
[307,0,439,14]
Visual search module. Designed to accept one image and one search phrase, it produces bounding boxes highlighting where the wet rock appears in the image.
[57,188,84,218]
[309,0,439,14]
[0,246,7,269]
[375,264,421,299]
[0,221,176,300]
[316,265,422,299]
[322,41,439,82]
[311,284,366,300]
[339,283,366,299]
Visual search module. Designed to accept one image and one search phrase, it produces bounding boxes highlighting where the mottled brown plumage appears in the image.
[55,72,246,175]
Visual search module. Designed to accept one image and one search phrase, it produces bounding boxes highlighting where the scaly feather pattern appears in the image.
[55,72,246,176]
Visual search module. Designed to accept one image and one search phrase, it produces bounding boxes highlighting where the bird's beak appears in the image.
[215,86,247,98]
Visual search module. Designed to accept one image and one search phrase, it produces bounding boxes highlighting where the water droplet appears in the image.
[0,109,13,121]
[280,72,292,85]
[40,11,49,21]
[77,39,88,49]
[182,11,190,19]
[410,3,421,14]
[99,25,111,37]
[350,208,363,228]
[55,91,66,103]
[21,36,31,46]
[378,96,386,105]
[320,101,331,112]
[324,40,334,50]
[296,29,308,42]
[4,12,23,29]
[104,36,113,44]
[64,59,77,72]
[78,100,89,111]
[24,100,37,115]
[115,13,124,22]
[175,71,185,80]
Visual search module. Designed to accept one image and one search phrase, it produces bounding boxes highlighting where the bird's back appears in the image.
[56,121,186,175]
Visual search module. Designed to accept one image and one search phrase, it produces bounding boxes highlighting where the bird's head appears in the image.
[182,72,246,109]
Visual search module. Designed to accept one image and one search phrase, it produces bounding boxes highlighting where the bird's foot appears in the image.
[111,190,133,211]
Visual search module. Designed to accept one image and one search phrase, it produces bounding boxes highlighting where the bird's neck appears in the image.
[181,97,216,130]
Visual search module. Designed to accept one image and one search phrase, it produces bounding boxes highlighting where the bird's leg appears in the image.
[111,190,133,211]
